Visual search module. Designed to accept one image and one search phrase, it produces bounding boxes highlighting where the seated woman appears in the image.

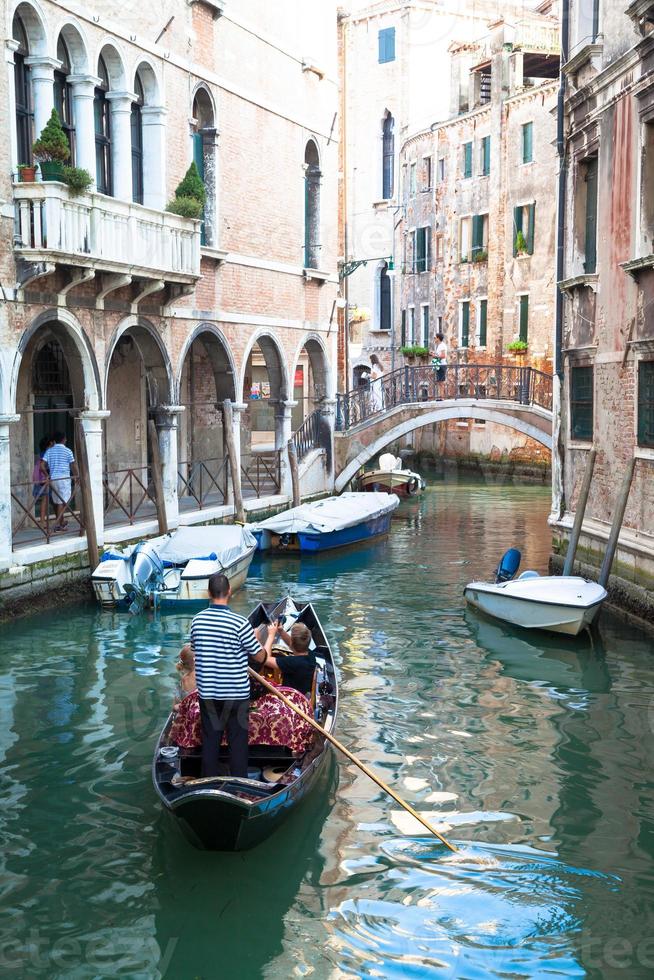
[169,644,201,748]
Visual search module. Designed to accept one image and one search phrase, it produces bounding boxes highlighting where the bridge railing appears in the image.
[335,363,553,431]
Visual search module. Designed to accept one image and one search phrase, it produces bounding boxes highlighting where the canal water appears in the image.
[1,478,653,979]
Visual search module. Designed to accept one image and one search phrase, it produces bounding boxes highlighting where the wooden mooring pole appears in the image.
[74,418,99,570]
[598,456,636,588]
[147,419,169,534]
[223,399,245,524]
[288,438,301,507]
[562,448,596,576]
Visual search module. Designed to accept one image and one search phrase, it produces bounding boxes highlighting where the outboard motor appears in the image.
[124,540,165,613]
[494,548,521,584]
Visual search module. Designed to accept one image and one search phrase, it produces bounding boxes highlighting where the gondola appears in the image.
[152,597,338,851]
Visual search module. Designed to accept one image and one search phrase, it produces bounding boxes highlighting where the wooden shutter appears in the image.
[584,158,598,273]
[483,136,490,175]
[519,295,529,342]
[479,299,488,346]
[401,309,406,347]
[472,214,484,254]
[527,203,535,254]
[571,365,594,441]
[461,302,470,347]
[416,227,425,272]
[513,205,523,256]
[523,123,533,163]
[464,143,472,178]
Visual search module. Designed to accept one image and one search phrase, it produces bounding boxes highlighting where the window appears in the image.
[480,136,490,176]
[584,157,598,274]
[478,299,488,347]
[421,306,430,347]
[522,122,533,164]
[382,112,394,199]
[460,216,471,262]
[570,366,594,441]
[54,37,75,164]
[437,315,443,336]
[435,234,444,262]
[131,74,144,204]
[379,262,391,330]
[192,87,215,246]
[519,294,529,342]
[409,306,415,344]
[638,361,654,448]
[401,309,406,346]
[424,156,432,190]
[409,162,417,196]
[463,142,472,178]
[12,13,33,166]
[513,203,535,255]
[416,227,431,273]
[304,140,321,269]
[401,163,407,199]
[640,122,654,253]
[460,302,470,347]
[437,157,445,182]
[408,229,416,271]
[378,27,395,64]
[471,214,488,260]
[94,56,112,196]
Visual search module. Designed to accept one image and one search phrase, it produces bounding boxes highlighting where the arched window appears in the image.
[192,89,215,245]
[382,112,394,200]
[54,36,75,163]
[131,73,144,204]
[94,56,112,195]
[304,140,321,270]
[12,13,33,165]
[379,262,391,331]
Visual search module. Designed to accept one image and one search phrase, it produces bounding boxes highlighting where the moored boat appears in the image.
[91,525,257,610]
[358,452,426,498]
[251,492,399,553]
[464,548,607,637]
[152,597,338,850]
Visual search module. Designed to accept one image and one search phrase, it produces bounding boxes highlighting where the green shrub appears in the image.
[515,230,528,254]
[166,196,204,219]
[63,166,93,195]
[472,248,488,262]
[32,109,70,163]
[507,339,528,353]
[174,161,206,206]
[400,345,430,357]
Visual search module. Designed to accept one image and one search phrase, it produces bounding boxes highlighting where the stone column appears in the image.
[25,56,58,138]
[153,406,184,528]
[106,91,136,201]
[141,105,167,211]
[319,398,336,486]
[0,415,20,565]
[68,74,99,186]
[5,40,20,171]
[78,410,110,546]
[274,400,297,498]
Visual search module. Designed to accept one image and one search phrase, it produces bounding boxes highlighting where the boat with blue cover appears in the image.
[251,492,399,553]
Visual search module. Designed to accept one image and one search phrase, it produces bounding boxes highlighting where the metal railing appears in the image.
[335,363,553,431]
[11,476,84,547]
[103,466,157,527]
[178,457,229,510]
[241,451,282,498]
[292,409,323,461]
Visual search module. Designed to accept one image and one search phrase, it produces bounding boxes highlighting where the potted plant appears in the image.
[507,339,528,356]
[62,166,93,195]
[166,161,206,218]
[514,230,528,256]
[17,163,37,182]
[32,109,70,180]
[472,248,488,263]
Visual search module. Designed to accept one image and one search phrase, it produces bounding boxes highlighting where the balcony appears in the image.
[13,182,201,293]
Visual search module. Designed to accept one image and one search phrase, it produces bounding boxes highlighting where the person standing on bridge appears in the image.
[368,353,384,413]
[433,333,448,393]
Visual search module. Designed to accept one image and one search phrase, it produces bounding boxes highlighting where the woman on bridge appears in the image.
[368,354,384,413]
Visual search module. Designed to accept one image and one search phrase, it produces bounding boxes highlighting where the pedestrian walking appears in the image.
[433,332,448,394]
[30,435,53,531]
[190,573,274,777]
[42,431,77,532]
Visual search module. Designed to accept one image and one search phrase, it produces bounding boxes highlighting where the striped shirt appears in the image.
[190,605,260,700]
[42,443,74,479]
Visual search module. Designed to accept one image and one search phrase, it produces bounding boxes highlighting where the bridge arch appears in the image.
[335,403,552,492]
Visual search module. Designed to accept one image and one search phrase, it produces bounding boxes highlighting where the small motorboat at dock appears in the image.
[358,452,426,498]
[152,597,338,850]
[464,548,607,637]
[251,492,399,553]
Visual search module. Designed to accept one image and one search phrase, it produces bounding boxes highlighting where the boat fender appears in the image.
[407,476,419,497]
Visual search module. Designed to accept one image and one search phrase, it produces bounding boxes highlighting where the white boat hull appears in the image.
[464,575,607,637]
[158,546,256,607]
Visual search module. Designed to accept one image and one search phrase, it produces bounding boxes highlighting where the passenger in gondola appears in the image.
[169,645,201,749]
[248,622,315,753]
[255,621,316,696]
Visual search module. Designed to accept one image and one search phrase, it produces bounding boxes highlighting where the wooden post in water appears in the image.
[288,438,301,507]
[74,418,99,571]
[563,448,596,576]
[598,456,636,588]
[147,419,169,534]
[223,399,245,524]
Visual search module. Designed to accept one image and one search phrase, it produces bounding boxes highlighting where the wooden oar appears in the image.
[249,668,458,852]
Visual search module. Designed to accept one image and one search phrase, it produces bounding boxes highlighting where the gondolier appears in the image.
[190,573,273,778]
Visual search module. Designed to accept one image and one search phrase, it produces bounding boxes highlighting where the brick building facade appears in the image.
[0,0,339,595]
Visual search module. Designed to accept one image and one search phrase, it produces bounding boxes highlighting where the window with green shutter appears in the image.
[638,360,654,448]
[479,299,488,346]
[472,214,486,257]
[584,157,598,273]
[463,142,472,178]
[526,203,535,254]
[378,27,395,63]
[519,295,529,342]
[401,309,406,347]
[570,365,594,441]
[416,227,430,273]
[522,122,533,163]
[460,301,470,347]
[481,136,490,176]
[422,306,429,347]
[513,204,534,255]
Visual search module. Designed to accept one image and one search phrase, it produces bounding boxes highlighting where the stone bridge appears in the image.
[333,363,553,491]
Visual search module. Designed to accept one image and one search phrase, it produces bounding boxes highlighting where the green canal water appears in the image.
[1,479,654,979]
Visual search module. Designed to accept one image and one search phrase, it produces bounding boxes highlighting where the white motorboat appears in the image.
[91,525,257,610]
[464,548,607,637]
[358,453,426,498]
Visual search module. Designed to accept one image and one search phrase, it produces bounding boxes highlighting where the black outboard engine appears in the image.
[494,548,521,584]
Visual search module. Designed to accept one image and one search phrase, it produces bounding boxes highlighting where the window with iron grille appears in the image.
[479,72,491,105]
[638,360,654,448]
[32,342,71,395]
[378,27,395,64]
[570,365,594,441]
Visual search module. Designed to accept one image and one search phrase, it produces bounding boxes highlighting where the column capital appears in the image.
[5,38,20,62]
[77,410,111,421]
[230,402,248,414]
[106,90,138,109]
[25,55,61,73]
[151,405,185,429]
[0,414,20,425]
[141,104,168,120]
[68,74,102,95]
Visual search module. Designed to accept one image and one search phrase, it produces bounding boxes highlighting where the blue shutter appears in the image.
[378,28,395,63]
[522,122,533,163]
